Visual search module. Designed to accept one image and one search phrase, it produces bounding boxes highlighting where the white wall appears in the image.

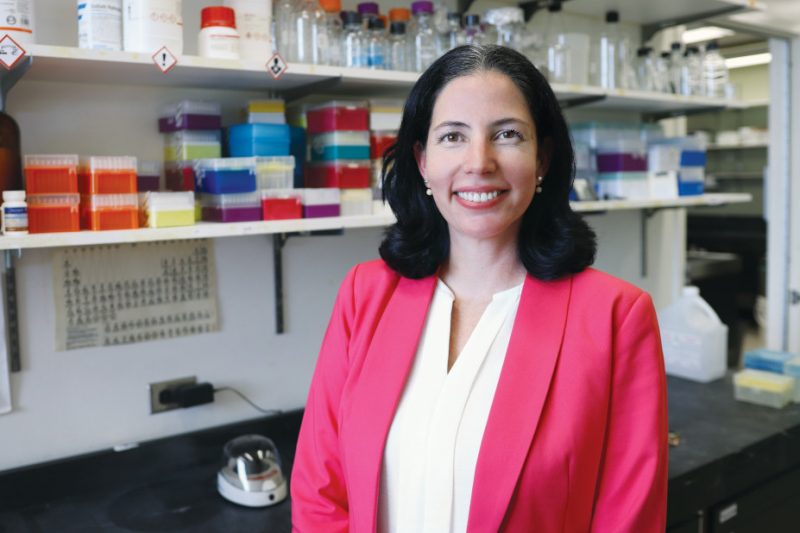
[0,0,682,471]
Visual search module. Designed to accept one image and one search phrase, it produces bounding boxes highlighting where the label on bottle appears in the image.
[2,205,28,234]
[0,0,34,46]
[78,1,123,52]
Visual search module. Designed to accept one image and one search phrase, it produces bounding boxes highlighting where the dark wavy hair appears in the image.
[379,45,596,280]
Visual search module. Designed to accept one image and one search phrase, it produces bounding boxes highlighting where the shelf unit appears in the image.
[16,44,751,112]
[0,194,752,251]
[707,143,768,150]
[0,38,756,360]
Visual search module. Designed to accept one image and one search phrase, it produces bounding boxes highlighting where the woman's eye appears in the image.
[438,132,463,143]
[496,129,523,141]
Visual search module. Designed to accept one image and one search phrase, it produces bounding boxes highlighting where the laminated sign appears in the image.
[52,240,220,351]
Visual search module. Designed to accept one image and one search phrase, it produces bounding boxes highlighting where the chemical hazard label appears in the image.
[267,53,287,80]
[152,46,178,74]
[0,34,26,70]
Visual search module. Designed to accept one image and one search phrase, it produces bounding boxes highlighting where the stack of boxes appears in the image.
[676,136,706,196]
[305,101,372,217]
[227,100,299,221]
[78,156,139,231]
[733,348,800,409]
[572,123,649,201]
[195,157,261,223]
[369,99,402,215]
[24,155,81,233]
[161,100,221,197]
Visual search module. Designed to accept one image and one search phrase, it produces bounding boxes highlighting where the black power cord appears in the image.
[214,387,283,416]
[159,382,283,417]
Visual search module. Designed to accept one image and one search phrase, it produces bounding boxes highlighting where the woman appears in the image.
[291,45,668,533]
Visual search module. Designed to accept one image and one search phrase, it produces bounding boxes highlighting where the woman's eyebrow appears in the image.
[432,120,469,131]
[432,118,532,131]
[490,117,530,128]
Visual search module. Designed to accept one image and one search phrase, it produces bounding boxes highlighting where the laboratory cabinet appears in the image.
[0,0,754,474]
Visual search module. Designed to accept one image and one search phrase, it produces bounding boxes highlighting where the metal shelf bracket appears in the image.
[272,228,345,334]
[0,55,32,111]
[2,250,21,372]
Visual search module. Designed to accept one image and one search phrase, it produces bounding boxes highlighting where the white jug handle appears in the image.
[693,294,722,324]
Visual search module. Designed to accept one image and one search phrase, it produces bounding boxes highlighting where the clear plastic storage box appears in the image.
[164,130,222,161]
[24,155,80,194]
[227,124,291,158]
[159,100,222,132]
[261,189,302,220]
[28,194,80,233]
[305,160,370,189]
[734,369,795,409]
[743,348,797,374]
[302,188,340,218]
[785,357,800,402]
[256,156,295,190]
[341,188,373,216]
[141,191,195,228]
[194,158,257,194]
[79,156,138,194]
[310,131,371,161]
[137,160,161,192]
[165,161,196,192]
[81,193,139,230]
[306,101,369,134]
[200,192,262,223]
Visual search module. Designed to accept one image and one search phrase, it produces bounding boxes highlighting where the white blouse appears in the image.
[377,279,523,533]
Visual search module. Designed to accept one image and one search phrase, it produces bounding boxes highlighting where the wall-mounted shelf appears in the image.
[707,143,768,150]
[9,45,751,114]
[0,194,752,252]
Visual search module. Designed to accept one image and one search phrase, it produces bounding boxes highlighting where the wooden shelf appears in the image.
[0,194,752,251]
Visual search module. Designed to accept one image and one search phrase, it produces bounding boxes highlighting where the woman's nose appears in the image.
[463,139,497,175]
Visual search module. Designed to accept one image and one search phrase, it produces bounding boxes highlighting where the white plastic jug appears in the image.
[658,286,728,383]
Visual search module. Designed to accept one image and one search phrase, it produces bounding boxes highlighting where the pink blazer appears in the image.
[291,259,668,532]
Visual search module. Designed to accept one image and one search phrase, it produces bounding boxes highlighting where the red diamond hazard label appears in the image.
[267,53,287,80]
[0,34,27,70]
[152,46,178,74]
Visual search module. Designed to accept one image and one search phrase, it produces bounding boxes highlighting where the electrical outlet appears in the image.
[149,376,197,414]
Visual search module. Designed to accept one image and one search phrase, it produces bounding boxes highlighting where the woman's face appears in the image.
[415,70,545,245]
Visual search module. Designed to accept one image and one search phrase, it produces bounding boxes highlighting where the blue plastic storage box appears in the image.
[227,124,291,157]
[194,158,257,194]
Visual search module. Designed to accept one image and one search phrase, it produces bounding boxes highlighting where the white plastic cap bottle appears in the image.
[1,190,28,236]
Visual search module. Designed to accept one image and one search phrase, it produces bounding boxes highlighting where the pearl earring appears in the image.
[536,176,543,194]
[424,180,432,196]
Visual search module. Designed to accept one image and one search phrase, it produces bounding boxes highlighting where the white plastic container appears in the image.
[78,0,123,51]
[1,190,28,235]
[224,0,271,61]
[198,6,240,60]
[0,0,35,47]
[123,0,183,56]
[658,286,728,383]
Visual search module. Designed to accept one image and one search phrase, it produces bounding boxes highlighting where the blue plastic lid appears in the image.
[228,124,292,141]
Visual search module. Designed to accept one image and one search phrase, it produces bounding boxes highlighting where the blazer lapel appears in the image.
[345,273,437,532]
[467,274,573,532]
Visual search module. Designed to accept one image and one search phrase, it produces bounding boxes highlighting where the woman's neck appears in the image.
[440,232,526,302]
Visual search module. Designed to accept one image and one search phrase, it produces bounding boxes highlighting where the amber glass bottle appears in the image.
[0,110,22,192]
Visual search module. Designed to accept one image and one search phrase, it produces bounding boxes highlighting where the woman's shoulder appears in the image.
[568,267,653,314]
[341,259,404,300]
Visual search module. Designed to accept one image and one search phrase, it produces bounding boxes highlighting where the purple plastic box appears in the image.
[137,175,160,192]
[202,206,262,223]
[597,153,648,173]
[303,204,341,218]
[158,115,222,133]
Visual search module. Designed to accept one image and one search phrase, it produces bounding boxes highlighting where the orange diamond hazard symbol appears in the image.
[0,34,27,70]
[153,46,178,74]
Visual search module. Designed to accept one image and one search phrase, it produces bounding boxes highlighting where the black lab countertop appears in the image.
[2,374,800,531]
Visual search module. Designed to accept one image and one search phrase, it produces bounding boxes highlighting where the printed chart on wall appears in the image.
[52,240,219,351]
